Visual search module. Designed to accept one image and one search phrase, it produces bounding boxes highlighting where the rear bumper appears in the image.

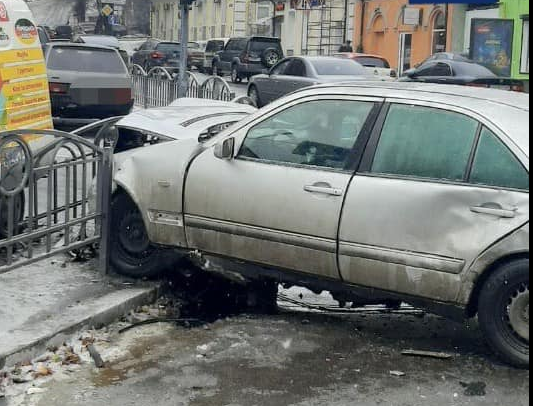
[51,94,133,119]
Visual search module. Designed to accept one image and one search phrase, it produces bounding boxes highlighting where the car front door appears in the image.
[338,102,530,302]
[184,96,383,279]
[261,59,293,104]
[279,58,314,99]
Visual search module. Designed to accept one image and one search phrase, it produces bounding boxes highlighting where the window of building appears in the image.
[521,19,530,74]
[432,12,447,54]
[371,104,479,182]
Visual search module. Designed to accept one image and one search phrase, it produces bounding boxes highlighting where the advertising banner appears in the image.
[470,18,514,77]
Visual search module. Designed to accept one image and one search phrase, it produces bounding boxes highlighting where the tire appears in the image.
[231,65,242,84]
[0,192,25,239]
[110,193,178,278]
[248,85,263,108]
[478,259,530,368]
[262,48,281,68]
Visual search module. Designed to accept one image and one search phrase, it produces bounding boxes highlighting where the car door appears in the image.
[184,96,383,279]
[280,58,315,98]
[259,59,293,104]
[338,101,529,303]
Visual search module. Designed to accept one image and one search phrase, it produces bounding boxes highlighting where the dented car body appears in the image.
[111,83,529,367]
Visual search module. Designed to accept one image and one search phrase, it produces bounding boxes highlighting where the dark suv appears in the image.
[212,37,283,83]
[132,39,181,73]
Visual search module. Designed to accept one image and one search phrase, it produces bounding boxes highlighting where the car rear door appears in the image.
[338,101,529,303]
[184,95,383,279]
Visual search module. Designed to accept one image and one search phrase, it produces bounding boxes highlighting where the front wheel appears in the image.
[110,193,179,278]
[248,85,262,108]
[478,259,530,368]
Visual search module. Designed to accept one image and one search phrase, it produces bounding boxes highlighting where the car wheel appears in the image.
[0,192,25,239]
[213,63,222,77]
[262,48,281,69]
[248,85,262,108]
[110,193,179,278]
[231,66,242,84]
[478,259,530,368]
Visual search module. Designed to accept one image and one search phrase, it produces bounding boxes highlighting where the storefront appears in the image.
[500,0,529,91]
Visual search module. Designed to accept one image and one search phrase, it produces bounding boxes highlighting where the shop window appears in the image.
[432,12,447,54]
[521,19,530,74]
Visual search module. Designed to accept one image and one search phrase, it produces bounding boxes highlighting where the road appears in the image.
[8,288,530,406]
[27,0,74,27]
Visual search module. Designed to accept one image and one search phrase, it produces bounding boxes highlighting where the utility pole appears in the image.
[178,0,193,98]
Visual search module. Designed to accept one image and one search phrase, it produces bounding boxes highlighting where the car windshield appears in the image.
[355,56,390,68]
[47,47,126,74]
[156,43,181,53]
[312,59,366,76]
[77,35,120,49]
[453,63,498,77]
[250,39,279,52]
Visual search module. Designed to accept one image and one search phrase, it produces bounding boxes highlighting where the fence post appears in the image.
[143,76,149,110]
[98,142,113,275]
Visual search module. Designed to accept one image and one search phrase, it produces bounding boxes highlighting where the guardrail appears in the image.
[0,130,113,274]
[131,66,238,109]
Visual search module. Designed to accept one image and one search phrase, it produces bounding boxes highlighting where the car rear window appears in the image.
[311,59,366,76]
[355,56,390,69]
[156,43,181,53]
[48,47,126,74]
[453,62,497,77]
[250,39,281,52]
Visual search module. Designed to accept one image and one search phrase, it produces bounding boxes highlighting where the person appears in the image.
[338,40,353,53]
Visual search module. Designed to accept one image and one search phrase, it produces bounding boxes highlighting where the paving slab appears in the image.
[0,258,158,369]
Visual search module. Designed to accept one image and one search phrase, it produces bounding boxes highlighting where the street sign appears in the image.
[101,4,114,17]
[409,0,496,3]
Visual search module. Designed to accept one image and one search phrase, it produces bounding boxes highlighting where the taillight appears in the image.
[511,84,525,92]
[49,82,69,94]
[151,51,164,59]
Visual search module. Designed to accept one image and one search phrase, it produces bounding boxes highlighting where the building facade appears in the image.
[500,0,529,89]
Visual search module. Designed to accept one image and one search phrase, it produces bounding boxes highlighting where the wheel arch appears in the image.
[466,251,530,318]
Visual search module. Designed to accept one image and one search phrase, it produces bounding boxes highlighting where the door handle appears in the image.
[470,203,518,218]
[304,184,343,196]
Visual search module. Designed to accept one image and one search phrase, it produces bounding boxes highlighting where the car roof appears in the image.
[47,42,117,51]
[297,82,529,157]
[116,100,256,139]
[336,52,388,60]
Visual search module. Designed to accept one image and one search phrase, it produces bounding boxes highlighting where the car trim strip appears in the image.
[184,215,337,253]
[338,241,465,275]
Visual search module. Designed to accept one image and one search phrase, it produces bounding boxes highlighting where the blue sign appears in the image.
[409,1,496,4]
[470,19,514,77]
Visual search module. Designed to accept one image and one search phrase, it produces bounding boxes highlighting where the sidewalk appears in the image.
[0,258,158,369]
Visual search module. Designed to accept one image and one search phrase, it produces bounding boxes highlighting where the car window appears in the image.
[239,100,375,170]
[250,39,280,53]
[206,40,225,52]
[432,62,453,76]
[285,59,307,77]
[271,60,292,75]
[355,57,390,69]
[48,47,126,74]
[470,128,529,190]
[311,59,366,76]
[156,43,181,53]
[416,63,437,77]
[226,39,239,51]
[371,104,479,181]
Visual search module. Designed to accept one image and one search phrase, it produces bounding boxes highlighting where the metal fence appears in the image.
[0,130,113,274]
[132,66,236,109]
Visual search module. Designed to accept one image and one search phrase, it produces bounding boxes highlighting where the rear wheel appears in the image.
[110,193,179,278]
[231,65,242,83]
[478,259,530,368]
[248,85,262,108]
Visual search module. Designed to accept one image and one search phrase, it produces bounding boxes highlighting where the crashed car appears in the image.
[109,83,529,368]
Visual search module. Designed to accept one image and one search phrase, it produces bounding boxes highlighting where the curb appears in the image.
[0,286,159,370]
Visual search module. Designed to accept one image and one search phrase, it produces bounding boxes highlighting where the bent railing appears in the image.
[0,130,113,274]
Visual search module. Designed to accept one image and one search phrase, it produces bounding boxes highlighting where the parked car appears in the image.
[188,41,207,72]
[414,52,472,68]
[72,34,130,67]
[334,53,397,80]
[201,38,229,75]
[401,60,525,91]
[119,36,150,59]
[132,39,181,73]
[213,36,284,83]
[248,56,370,107]
[108,82,529,368]
[54,25,73,40]
[45,43,134,119]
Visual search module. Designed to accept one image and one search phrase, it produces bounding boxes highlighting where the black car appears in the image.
[212,36,284,83]
[54,25,73,40]
[131,39,181,73]
[401,60,525,92]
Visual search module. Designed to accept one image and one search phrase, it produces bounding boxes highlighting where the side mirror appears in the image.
[214,137,235,160]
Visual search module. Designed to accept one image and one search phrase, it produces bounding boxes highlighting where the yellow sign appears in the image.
[0,48,44,64]
[0,62,47,81]
[102,4,114,17]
